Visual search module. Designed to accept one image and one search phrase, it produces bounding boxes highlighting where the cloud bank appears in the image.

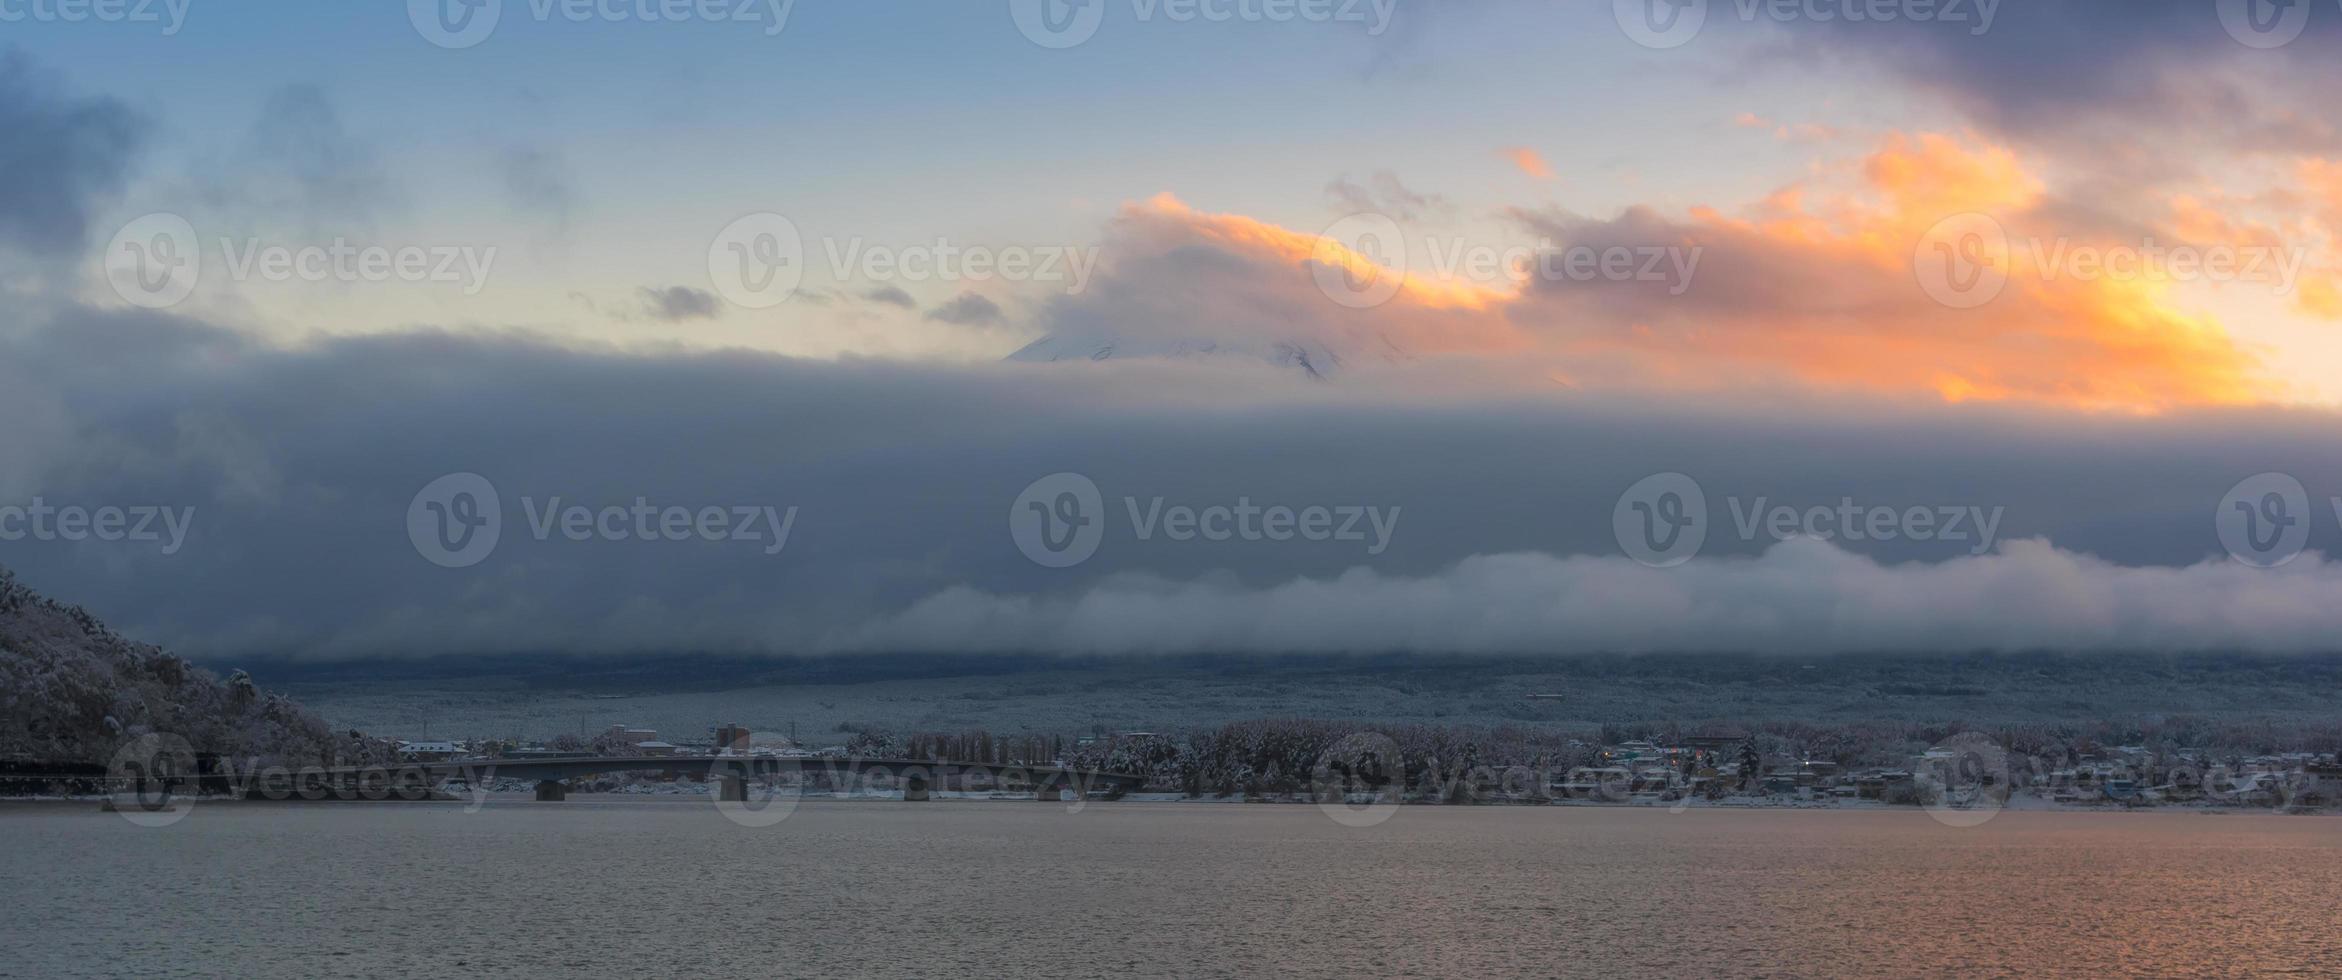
[3,312,2341,659]
[838,538,2342,656]
[0,52,143,255]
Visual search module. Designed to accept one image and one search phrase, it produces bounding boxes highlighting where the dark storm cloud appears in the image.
[862,286,917,309]
[1326,171,1453,222]
[1739,3,2342,155]
[194,84,394,236]
[638,285,721,322]
[926,291,1004,325]
[501,146,577,231]
[0,51,145,254]
[5,308,2342,658]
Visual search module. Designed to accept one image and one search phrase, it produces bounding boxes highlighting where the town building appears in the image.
[606,725,659,746]
[396,740,462,762]
[713,724,752,754]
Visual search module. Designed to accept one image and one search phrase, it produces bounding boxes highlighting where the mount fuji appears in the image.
[1006,331,1411,380]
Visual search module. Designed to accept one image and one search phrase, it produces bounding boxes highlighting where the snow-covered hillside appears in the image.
[0,567,378,766]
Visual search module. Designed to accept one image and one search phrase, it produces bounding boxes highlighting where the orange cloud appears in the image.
[2301,158,2342,223]
[1128,193,1502,313]
[2291,158,2342,319]
[1862,131,2041,223]
[1067,135,2277,411]
[1733,112,1837,143]
[1027,194,1530,363]
[1501,147,1555,180]
[2301,277,2342,319]
[1517,134,2267,411]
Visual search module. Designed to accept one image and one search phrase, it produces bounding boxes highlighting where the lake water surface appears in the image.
[6,799,2339,978]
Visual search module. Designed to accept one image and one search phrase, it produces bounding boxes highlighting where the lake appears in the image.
[6,799,2339,978]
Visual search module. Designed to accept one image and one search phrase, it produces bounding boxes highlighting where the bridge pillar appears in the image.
[718,774,748,803]
[902,773,931,802]
[534,779,566,802]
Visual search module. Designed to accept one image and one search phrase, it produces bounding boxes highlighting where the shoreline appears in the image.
[7,789,2332,819]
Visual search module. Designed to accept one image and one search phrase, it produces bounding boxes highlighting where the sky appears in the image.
[7,1,2342,658]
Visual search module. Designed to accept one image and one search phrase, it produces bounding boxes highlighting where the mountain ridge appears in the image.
[0,566,378,767]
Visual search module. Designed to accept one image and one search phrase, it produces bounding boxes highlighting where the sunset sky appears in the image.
[8,3,2342,656]
[21,2,2336,404]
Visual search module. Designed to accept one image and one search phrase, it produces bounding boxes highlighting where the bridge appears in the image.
[406,755,1146,802]
[93,754,1147,805]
